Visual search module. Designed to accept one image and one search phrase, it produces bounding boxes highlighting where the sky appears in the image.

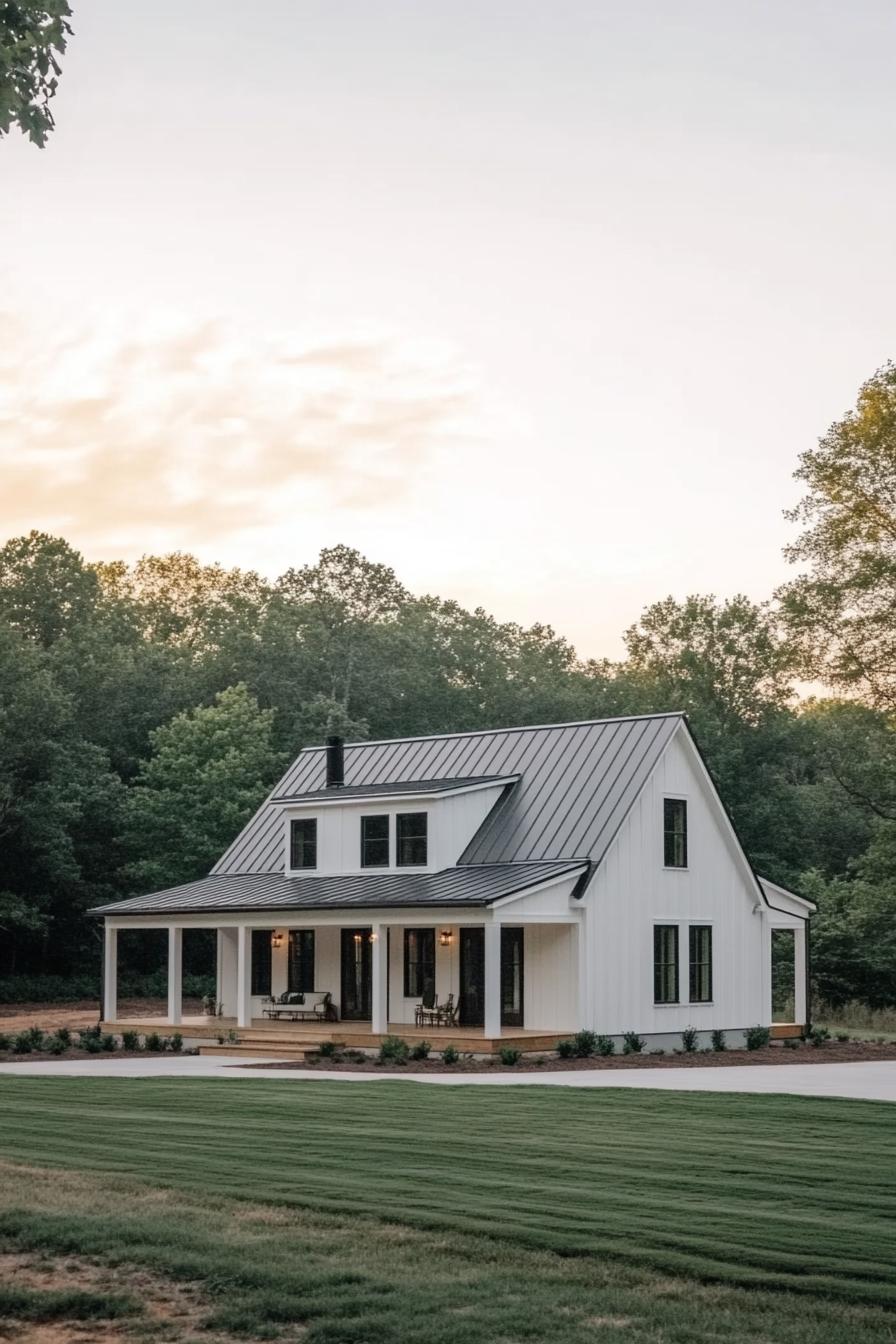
[2,1,894,658]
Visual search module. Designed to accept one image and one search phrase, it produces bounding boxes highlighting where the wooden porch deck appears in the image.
[100,1015,568,1057]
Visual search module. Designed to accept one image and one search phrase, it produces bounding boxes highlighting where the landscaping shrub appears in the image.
[783,1037,799,1049]
[100,1033,117,1052]
[409,1040,431,1060]
[54,1027,71,1048]
[711,1029,727,1052]
[807,1025,830,1048]
[573,1029,598,1058]
[745,1025,770,1051]
[836,1032,850,1042]
[169,1033,184,1053]
[317,1040,337,1058]
[441,1044,459,1065]
[622,1031,645,1054]
[45,1035,67,1055]
[556,1038,576,1058]
[681,1026,698,1053]
[79,1033,102,1054]
[596,1034,615,1056]
[144,1033,163,1053]
[121,1031,140,1051]
[378,1035,409,1064]
[499,1047,522,1066]
[0,1033,10,1052]
[13,1031,38,1054]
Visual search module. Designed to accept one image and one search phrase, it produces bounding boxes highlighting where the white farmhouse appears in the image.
[94,713,813,1055]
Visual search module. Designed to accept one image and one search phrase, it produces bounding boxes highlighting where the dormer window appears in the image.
[663,798,687,869]
[290,818,317,870]
[397,812,427,867]
[361,815,390,868]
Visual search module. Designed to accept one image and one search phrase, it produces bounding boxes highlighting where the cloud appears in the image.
[0,312,476,552]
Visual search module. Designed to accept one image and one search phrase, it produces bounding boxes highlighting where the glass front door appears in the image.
[500,927,524,1027]
[340,928,372,1020]
[459,927,485,1026]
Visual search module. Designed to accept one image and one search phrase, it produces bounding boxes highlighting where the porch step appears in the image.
[199,1044,317,1060]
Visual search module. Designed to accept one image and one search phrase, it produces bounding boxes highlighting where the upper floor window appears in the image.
[663,798,687,868]
[689,925,712,1003]
[361,815,390,868]
[290,817,317,870]
[397,812,427,867]
[654,924,679,1004]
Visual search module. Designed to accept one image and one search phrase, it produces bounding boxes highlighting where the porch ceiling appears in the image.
[90,860,589,918]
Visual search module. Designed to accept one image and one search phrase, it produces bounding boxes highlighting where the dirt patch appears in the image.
[0,1250,290,1344]
[0,1000,203,1034]
[237,1039,896,1073]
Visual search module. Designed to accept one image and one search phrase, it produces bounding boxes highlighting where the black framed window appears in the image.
[251,929,272,996]
[288,929,315,993]
[663,798,687,868]
[654,924,679,1004]
[689,925,712,1003]
[397,812,427,867]
[290,818,317,869]
[403,928,435,997]
[361,815,390,867]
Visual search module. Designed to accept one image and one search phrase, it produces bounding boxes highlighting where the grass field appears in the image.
[0,1077,894,1342]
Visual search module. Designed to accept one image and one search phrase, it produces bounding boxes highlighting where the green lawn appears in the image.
[0,1076,894,1342]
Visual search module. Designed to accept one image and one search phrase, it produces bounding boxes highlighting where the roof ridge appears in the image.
[297,711,687,754]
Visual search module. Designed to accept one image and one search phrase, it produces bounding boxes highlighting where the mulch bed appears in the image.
[0,1049,179,1064]
[238,1040,896,1074]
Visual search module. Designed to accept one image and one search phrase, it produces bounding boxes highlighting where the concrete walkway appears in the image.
[1,1056,895,1101]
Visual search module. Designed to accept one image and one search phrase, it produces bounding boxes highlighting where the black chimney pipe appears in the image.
[326,735,345,789]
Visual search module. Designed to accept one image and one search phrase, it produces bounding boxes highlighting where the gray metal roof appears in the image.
[213,713,684,876]
[92,861,588,917]
[272,775,518,804]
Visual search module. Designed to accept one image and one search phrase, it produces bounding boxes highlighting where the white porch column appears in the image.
[167,927,183,1026]
[484,921,502,1038]
[236,925,252,1028]
[371,922,389,1035]
[575,917,588,1028]
[794,922,808,1027]
[103,925,117,1023]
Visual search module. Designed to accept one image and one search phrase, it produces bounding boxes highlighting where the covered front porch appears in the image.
[101,906,585,1043]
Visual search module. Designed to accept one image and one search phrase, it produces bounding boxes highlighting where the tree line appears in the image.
[2,362,895,1008]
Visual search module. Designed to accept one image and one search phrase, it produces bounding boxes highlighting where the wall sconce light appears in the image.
[439,929,453,947]
[270,931,284,950]
[353,932,362,944]
[369,931,378,943]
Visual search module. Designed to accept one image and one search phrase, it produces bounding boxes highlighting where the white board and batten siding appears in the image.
[585,725,766,1040]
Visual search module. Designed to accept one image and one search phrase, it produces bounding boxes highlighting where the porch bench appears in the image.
[262,991,336,1022]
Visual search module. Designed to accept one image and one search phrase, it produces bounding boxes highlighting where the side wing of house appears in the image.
[584,722,768,1040]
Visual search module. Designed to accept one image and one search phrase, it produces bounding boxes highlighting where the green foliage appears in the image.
[12,1031,35,1054]
[409,1039,431,1060]
[806,1026,830,1048]
[681,1026,698,1053]
[498,1046,522,1066]
[99,1032,116,1052]
[440,1044,459,1065]
[120,1031,139,1051]
[711,1029,727,1052]
[317,1040,337,1058]
[596,1034,616,1056]
[45,1035,66,1055]
[745,1025,771,1051]
[0,3,72,147]
[378,1035,409,1064]
[556,1038,576,1058]
[0,1033,10,1052]
[143,1033,163,1053]
[622,1031,645,1054]
[572,1029,598,1057]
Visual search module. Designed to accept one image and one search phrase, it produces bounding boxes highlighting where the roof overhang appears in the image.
[758,875,816,917]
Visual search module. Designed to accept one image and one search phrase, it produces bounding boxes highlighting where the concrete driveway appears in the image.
[1,1056,895,1102]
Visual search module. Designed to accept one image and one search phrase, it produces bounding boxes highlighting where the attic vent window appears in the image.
[396,812,427,867]
[663,798,687,869]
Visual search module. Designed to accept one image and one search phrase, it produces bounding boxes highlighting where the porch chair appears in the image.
[437,993,458,1028]
[314,991,337,1022]
[416,984,440,1027]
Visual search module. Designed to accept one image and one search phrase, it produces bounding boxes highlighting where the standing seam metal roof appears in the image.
[212,713,684,875]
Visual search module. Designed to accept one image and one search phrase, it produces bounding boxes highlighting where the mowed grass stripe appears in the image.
[0,1077,894,1305]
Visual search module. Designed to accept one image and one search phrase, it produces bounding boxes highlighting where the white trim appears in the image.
[489,867,588,910]
[758,876,816,915]
[275,777,518,808]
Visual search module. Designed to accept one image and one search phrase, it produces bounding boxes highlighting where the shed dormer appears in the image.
[273,776,519,876]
